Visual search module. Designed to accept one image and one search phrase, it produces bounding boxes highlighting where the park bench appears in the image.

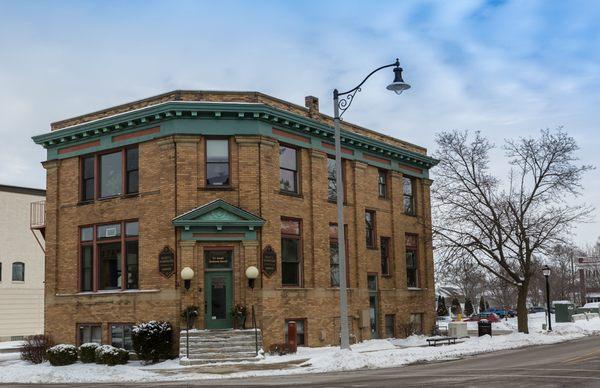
[426,336,457,347]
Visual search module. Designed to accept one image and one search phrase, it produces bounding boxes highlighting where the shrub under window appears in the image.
[47,344,78,366]
[95,345,129,365]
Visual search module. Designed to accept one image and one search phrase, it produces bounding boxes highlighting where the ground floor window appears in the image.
[410,313,423,335]
[80,220,138,292]
[385,314,395,338]
[110,324,133,351]
[284,319,306,346]
[79,324,102,345]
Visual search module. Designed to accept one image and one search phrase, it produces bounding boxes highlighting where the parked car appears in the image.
[487,307,516,318]
[464,312,501,323]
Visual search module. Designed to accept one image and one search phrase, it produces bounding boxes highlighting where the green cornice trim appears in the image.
[32,101,439,169]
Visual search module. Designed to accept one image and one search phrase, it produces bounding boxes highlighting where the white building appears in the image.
[0,184,45,341]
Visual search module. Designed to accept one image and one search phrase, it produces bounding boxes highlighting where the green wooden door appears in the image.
[204,271,233,329]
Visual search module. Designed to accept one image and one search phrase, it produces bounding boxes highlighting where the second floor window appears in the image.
[206,139,230,186]
[329,223,348,287]
[365,210,376,249]
[12,262,24,281]
[406,234,419,288]
[281,218,301,287]
[279,145,298,194]
[380,237,391,276]
[80,220,139,292]
[378,169,388,198]
[327,157,337,202]
[81,147,138,201]
[403,177,416,215]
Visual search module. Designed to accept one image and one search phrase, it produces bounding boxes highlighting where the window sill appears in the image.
[279,191,302,198]
[200,186,235,191]
[366,246,378,251]
[56,289,160,297]
[11,281,25,284]
[407,287,423,291]
[78,193,139,206]
[278,286,311,290]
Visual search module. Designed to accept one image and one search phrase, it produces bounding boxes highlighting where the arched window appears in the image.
[12,262,24,281]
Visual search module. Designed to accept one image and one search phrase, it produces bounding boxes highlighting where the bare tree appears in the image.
[435,256,486,302]
[433,128,592,333]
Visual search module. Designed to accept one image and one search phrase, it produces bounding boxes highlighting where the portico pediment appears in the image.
[172,199,264,241]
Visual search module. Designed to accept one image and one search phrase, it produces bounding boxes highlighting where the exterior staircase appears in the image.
[179,329,262,365]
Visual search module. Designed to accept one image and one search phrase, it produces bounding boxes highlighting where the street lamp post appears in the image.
[245,265,260,355]
[332,58,410,350]
[542,265,552,331]
[180,266,194,359]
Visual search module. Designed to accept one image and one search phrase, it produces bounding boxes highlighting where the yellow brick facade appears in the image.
[40,92,436,351]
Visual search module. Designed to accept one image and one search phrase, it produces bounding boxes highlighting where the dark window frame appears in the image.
[205,137,231,188]
[327,156,347,203]
[378,169,388,199]
[410,313,424,335]
[79,220,139,292]
[281,217,303,287]
[384,314,396,338]
[12,262,25,282]
[403,176,416,216]
[329,223,350,288]
[380,237,391,276]
[279,144,300,195]
[405,233,419,288]
[365,210,377,249]
[77,323,102,346]
[79,146,139,202]
[109,322,134,351]
[284,318,307,346]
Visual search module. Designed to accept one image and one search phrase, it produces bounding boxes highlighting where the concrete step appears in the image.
[180,345,258,353]
[179,329,263,365]
[180,356,258,365]
[180,351,258,358]
[179,339,258,347]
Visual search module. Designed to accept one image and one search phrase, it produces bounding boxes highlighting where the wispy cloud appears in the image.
[0,0,597,243]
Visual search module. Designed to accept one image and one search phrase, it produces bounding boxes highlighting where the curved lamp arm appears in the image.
[334,58,400,118]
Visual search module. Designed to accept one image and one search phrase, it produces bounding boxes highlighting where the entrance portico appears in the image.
[173,199,265,331]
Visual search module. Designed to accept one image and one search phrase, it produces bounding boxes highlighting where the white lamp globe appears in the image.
[245,266,259,280]
[180,267,194,281]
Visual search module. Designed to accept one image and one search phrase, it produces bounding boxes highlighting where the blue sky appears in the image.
[0,0,598,245]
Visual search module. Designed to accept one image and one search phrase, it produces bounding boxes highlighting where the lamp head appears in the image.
[245,265,259,289]
[245,266,259,280]
[387,66,411,95]
[180,267,194,290]
[542,265,551,277]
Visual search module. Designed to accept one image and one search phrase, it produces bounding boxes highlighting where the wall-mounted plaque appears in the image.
[159,246,175,278]
[262,245,277,277]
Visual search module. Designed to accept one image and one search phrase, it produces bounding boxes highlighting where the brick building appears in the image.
[578,257,600,304]
[32,90,438,351]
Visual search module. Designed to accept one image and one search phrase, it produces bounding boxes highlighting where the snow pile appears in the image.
[0,316,599,383]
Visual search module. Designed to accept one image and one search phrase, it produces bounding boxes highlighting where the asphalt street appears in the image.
[5,336,600,388]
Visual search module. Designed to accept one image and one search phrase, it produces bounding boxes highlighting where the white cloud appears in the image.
[0,0,597,244]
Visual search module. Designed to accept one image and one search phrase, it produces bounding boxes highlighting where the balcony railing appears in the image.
[30,200,45,229]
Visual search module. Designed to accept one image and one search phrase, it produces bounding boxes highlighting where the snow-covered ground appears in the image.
[1,313,599,384]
